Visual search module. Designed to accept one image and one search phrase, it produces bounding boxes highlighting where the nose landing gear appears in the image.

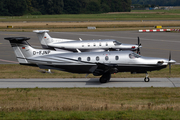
[144,73,150,82]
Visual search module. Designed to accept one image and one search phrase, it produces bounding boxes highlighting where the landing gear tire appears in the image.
[99,72,111,83]
[144,77,150,82]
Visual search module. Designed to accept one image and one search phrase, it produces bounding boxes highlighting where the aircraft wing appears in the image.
[93,63,118,76]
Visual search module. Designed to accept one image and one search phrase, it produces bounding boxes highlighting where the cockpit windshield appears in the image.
[129,52,141,59]
[113,41,121,46]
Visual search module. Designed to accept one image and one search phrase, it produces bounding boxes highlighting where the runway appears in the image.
[0,78,180,88]
[0,30,180,64]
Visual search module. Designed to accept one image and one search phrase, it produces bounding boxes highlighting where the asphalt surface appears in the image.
[0,78,179,88]
[0,30,180,64]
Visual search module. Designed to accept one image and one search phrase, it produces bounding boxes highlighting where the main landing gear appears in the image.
[99,72,111,83]
[99,72,150,83]
[144,73,150,82]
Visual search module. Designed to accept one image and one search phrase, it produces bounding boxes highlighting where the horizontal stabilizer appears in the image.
[33,30,49,33]
[4,37,30,41]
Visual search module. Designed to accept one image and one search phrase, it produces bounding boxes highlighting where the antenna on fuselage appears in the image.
[76,48,81,53]
[79,38,82,41]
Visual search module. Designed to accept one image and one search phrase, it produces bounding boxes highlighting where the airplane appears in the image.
[33,30,142,54]
[4,37,176,83]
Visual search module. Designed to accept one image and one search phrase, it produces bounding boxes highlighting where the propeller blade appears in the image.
[169,51,172,74]
[169,51,171,61]
[137,48,140,54]
[137,37,141,54]
[169,63,171,74]
[138,37,140,45]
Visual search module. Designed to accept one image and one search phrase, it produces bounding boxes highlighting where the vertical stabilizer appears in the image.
[33,30,75,49]
[33,30,52,49]
[4,37,55,64]
[4,37,35,63]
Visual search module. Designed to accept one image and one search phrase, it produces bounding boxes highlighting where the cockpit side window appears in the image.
[113,41,121,46]
[129,53,141,59]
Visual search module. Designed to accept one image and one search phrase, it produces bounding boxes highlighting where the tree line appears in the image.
[132,0,180,6]
[0,0,131,16]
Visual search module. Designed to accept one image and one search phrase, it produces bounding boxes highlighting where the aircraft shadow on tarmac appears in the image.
[85,78,145,85]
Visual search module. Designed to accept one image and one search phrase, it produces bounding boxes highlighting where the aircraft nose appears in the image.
[162,59,176,64]
[131,45,140,49]
[157,59,176,65]
[168,59,176,64]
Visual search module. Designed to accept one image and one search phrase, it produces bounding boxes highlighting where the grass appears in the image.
[1,21,180,32]
[0,87,180,119]
[0,64,180,78]
[1,9,180,32]
[1,110,180,119]
[1,9,180,22]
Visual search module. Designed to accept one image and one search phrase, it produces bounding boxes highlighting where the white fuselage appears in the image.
[48,39,139,52]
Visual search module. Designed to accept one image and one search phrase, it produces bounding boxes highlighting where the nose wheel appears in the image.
[144,73,150,82]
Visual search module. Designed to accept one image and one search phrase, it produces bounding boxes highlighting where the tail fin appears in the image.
[33,30,52,49]
[4,37,51,64]
[4,37,37,64]
[33,30,75,49]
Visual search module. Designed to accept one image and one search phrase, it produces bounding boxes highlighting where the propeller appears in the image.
[137,37,141,54]
[167,51,176,74]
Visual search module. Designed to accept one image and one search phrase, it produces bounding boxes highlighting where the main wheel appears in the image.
[99,72,111,83]
[144,77,150,82]
[99,76,108,83]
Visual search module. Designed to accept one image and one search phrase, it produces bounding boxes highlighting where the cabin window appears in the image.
[82,44,84,47]
[88,44,90,47]
[96,56,100,61]
[78,57,81,61]
[105,56,109,61]
[94,43,96,46]
[87,57,91,61]
[113,41,121,46]
[99,43,101,46]
[106,43,108,46]
[115,56,119,60]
